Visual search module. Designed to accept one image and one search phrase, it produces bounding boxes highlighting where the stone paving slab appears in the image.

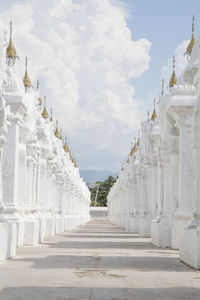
[0,221,200,300]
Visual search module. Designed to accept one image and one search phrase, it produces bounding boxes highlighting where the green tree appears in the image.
[90,176,116,207]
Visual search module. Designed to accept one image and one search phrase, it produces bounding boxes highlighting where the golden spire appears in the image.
[64,137,69,153]
[185,16,195,57]
[74,156,78,168]
[69,147,74,162]
[147,110,150,122]
[130,142,134,157]
[151,98,157,121]
[38,97,42,105]
[130,147,134,157]
[6,21,18,64]
[126,155,129,163]
[37,80,42,104]
[50,108,53,122]
[169,56,177,88]
[54,120,60,138]
[161,78,164,95]
[42,96,49,119]
[60,128,64,142]
[69,149,73,161]
[134,137,138,153]
[137,135,140,147]
[130,138,137,156]
[23,56,31,88]
[72,153,75,164]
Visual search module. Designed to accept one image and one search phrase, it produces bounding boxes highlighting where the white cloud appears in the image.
[0,0,151,171]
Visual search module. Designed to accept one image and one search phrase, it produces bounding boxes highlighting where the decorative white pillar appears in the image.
[138,163,152,237]
[2,117,22,253]
[168,86,196,249]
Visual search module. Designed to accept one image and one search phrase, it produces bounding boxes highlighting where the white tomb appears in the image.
[108,18,200,269]
[0,22,90,261]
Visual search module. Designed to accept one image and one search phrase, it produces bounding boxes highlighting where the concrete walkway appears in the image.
[0,221,200,300]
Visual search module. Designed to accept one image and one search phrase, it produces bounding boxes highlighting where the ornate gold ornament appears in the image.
[130,137,137,156]
[161,79,164,95]
[169,56,177,88]
[54,120,60,138]
[50,108,53,122]
[42,96,49,119]
[151,98,157,121]
[37,80,42,104]
[60,128,64,142]
[23,57,31,88]
[147,110,150,122]
[6,21,18,65]
[64,137,69,153]
[185,16,195,57]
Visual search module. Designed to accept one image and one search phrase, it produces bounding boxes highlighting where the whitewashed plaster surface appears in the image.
[108,35,200,269]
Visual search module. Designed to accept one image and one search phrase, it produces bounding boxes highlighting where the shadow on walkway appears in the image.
[0,286,200,300]
[45,240,155,250]
[65,234,140,239]
[13,254,191,272]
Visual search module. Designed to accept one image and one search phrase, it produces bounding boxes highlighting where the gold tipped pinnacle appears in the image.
[147,110,150,122]
[74,156,78,168]
[130,137,137,156]
[72,153,75,164]
[185,16,195,57]
[169,56,177,88]
[151,98,157,121]
[23,56,31,88]
[42,96,48,119]
[37,80,42,104]
[69,149,73,161]
[72,153,77,167]
[6,21,18,63]
[38,97,42,105]
[137,137,140,147]
[64,137,69,153]
[126,155,130,163]
[54,120,60,138]
[130,148,134,157]
[60,128,64,142]
[161,78,164,95]
[50,108,53,122]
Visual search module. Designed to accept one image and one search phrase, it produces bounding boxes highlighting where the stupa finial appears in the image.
[64,137,69,153]
[23,56,31,88]
[185,16,195,57]
[130,137,137,156]
[54,120,60,138]
[6,21,18,65]
[50,108,53,122]
[169,56,177,88]
[137,130,140,147]
[147,110,150,122]
[60,128,64,142]
[42,96,49,119]
[161,78,164,95]
[74,156,78,168]
[37,80,42,104]
[151,98,157,121]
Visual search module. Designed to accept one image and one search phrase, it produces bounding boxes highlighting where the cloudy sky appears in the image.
[0,0,199,172]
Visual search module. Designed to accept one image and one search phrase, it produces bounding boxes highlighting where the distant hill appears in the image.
[80,170,118,185]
